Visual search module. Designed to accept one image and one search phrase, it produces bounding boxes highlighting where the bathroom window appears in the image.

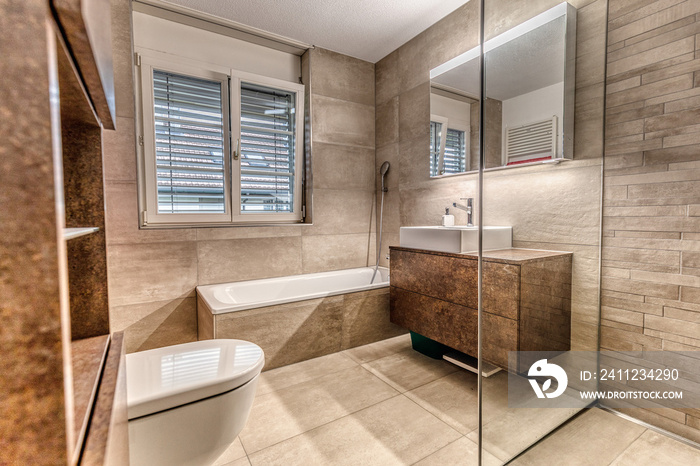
[430,118,467,176]
[137,54,305,226]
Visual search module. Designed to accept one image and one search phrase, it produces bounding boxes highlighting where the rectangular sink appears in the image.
[399,225,512,253]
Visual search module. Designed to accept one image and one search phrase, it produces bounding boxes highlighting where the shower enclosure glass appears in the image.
[477,0,607,462]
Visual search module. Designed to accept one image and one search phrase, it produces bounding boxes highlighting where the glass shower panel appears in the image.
[478,0,606,463]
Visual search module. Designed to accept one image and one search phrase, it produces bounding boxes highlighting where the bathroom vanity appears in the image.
[389,247,572,372]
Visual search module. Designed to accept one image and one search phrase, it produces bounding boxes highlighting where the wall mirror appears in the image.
[429,2,576,177]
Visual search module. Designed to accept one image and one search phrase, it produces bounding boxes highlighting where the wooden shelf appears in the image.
[71,334,110,464]
[64,227,99,240]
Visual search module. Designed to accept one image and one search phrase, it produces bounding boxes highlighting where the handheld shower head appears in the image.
[380,161,390,192]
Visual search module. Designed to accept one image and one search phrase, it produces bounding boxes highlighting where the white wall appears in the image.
[502,81,564,156]
[430,93,471,132]
[132,11,300,83]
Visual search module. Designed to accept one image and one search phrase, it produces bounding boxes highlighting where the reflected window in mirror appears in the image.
[430,116,469,176]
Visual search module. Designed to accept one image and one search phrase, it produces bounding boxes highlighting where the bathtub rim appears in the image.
[196,266,390,315]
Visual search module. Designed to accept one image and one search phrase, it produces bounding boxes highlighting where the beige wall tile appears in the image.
[375,50,399,106]
[426,0,480,69]
[111,0,135,119]
[398,82,429,142]
[197,236,302,285]
[312,95,374,148]
[301,233,373,273]
[310,48,374,106]
[311,143,375,191]
[398,136,432,188]
[375,97,399,149]
[215,297,344,370]
[102,117,137,181]
[107,241,198,307]
[302,189,375,236]
[195,225,302,241]
[112,298,197,353]
[104,182,196,245]
[398,32,430,94]
[341,289,404,348]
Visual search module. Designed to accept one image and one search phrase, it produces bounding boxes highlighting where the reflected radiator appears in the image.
[504,116,558,165]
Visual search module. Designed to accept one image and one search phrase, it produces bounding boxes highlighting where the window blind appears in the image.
[152,70,226,214]
[239,82,296,213]
[430,121,442,177]
[443,128,466,174]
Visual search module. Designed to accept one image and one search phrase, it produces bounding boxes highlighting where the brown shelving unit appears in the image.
[0,1,128,464]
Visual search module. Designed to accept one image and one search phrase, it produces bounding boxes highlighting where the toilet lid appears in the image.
[126,339,265,419]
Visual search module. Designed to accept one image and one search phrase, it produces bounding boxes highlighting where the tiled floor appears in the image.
[213,334,700,466]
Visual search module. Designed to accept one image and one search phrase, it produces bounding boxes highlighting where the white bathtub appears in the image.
[197,267,390,314]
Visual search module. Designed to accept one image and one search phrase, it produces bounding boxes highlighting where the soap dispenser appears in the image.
[442,207,455,226]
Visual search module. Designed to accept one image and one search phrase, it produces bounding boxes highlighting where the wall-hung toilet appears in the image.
[126,339,264,466]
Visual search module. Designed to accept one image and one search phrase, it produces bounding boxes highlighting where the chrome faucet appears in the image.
[452,197,474,227]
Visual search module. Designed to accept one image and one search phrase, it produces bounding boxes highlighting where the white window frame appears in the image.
[136,51,305,227]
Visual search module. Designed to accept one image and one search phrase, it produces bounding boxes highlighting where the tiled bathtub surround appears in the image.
[602,0,700,443]
[198,288,405,370]
[102,0,377,353]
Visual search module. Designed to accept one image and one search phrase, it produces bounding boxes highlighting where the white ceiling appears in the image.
[160,0,472,63]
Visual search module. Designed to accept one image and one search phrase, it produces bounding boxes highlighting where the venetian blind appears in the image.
[152,70,226,214]
[443,128,466,174]
[239,82,296,213]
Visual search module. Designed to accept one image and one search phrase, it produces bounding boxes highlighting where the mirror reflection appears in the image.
[429,2,576,176]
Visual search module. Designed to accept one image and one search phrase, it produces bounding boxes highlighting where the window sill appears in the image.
[139,220,312,230]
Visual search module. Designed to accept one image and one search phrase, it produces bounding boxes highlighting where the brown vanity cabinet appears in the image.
[389,247,573,372]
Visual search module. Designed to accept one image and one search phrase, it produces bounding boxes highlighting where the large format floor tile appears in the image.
[239,365,398,453]
[247,395,461,466]
[256,351,358,397]
[510,409,646,466]
[413,437,502,466]
[610,430,700,466]
[405,370,479,434]
[225,336,698,465]
[362,347,458,392]
[213,437,247,466]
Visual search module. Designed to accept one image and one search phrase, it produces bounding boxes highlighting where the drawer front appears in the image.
[390,287,477,357]
[390,248,520,319]
[390,287,517,369]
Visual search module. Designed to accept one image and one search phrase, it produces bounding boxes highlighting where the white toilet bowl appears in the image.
[126,339,264,466]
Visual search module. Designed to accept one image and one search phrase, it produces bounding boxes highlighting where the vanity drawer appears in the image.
[390,248,520,319]
[390,286,517,368]
[390,287,478,356]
